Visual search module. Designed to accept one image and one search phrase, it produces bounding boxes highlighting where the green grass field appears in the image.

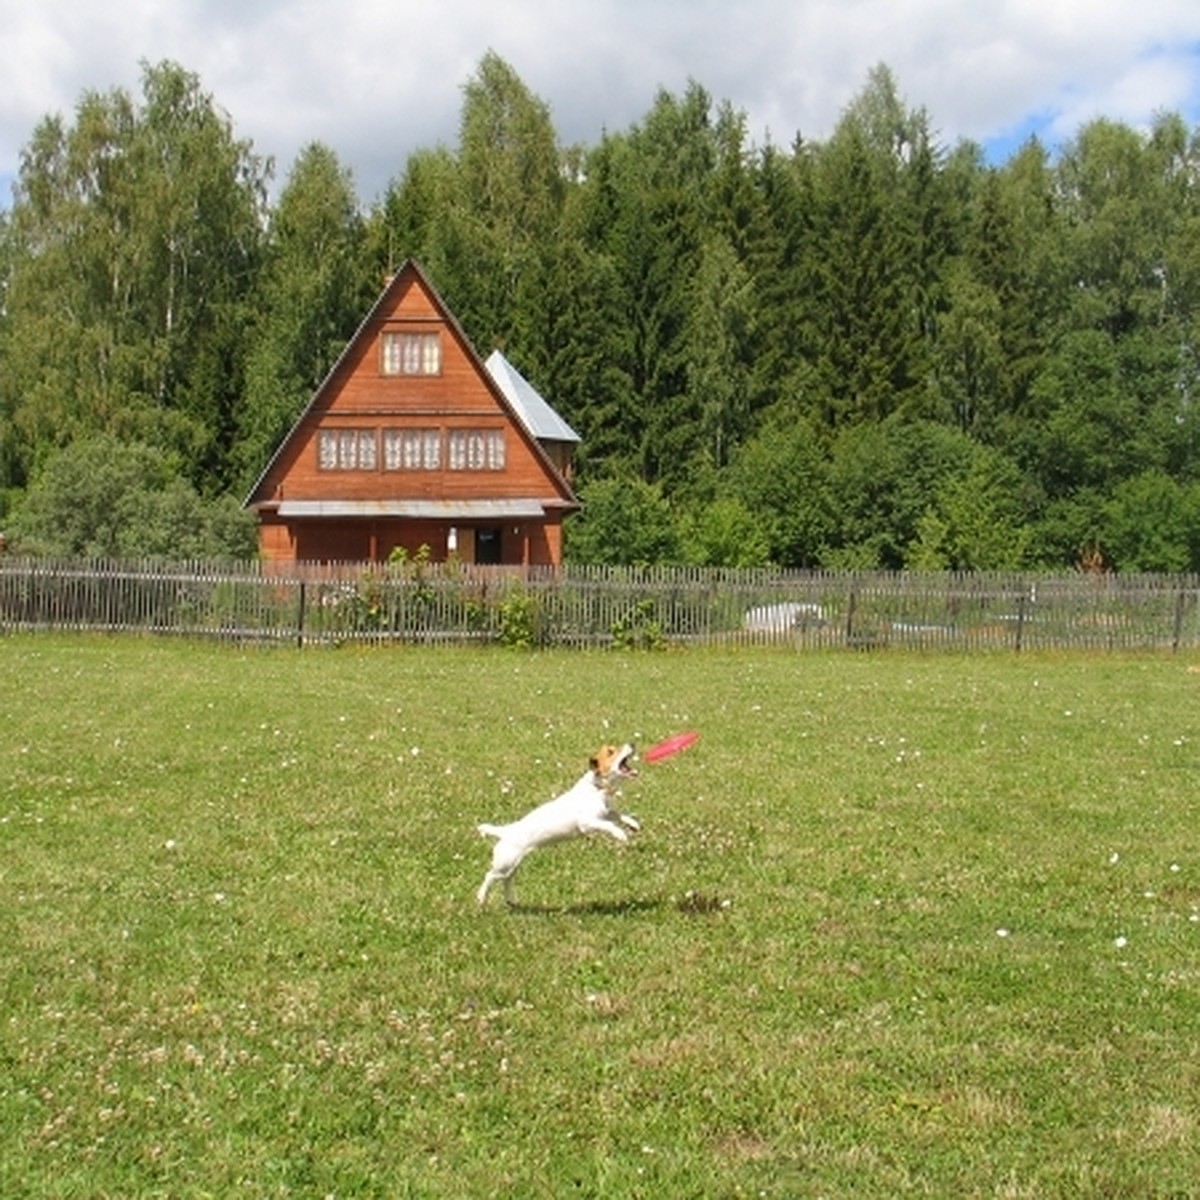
[3,635,1199,1198]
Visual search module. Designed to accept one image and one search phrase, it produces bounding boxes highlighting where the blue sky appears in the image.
[2,1,1200,206]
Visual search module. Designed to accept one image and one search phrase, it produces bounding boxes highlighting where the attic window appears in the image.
[381,331,441,376]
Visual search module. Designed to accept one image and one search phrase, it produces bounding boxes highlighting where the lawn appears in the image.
[2,635,1199,1197]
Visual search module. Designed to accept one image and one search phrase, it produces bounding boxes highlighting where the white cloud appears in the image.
[2,0,1200,205]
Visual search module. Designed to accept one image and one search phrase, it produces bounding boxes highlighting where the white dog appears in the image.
[476,743,640,906]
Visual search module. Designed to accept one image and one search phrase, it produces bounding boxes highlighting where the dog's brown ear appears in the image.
[588,752,600,771]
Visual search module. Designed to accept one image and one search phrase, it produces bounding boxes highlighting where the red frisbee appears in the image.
[643,730,699,763]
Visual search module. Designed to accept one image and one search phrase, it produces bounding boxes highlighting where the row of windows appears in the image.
[318,427,506,472]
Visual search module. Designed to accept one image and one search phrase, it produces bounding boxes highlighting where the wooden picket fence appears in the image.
[1,557,1198,652]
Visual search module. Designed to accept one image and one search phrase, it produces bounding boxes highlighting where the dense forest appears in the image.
[2,55,1199,570]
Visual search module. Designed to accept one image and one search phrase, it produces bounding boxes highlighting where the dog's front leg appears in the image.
[581,816,630,843]
[619,813,640,832]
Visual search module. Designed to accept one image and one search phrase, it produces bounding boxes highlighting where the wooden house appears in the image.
[244,260,580,566]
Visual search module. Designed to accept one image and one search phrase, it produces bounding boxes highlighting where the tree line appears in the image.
[2,55,1199,569]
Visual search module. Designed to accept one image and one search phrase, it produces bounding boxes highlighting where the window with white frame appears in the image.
[318,428,377,470]
[381,331,441,376]
[448,429,505,471]
[383,427,441,470]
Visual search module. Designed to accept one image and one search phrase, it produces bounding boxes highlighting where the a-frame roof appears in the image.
[243,259,578,511]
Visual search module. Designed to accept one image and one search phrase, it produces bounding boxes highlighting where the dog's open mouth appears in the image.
[617,748,639,777]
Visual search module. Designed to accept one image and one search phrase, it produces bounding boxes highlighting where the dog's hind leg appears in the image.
[477,870,499,905]
[477,840,523,907]
[477,864,518,906]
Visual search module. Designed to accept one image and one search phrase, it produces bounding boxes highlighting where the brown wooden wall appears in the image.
[258,514,563,567]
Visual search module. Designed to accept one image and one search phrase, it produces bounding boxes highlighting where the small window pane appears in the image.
[383,428,401,470]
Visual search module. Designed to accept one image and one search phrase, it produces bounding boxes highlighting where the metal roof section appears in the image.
[275,499,554,519]
[484,349,581,444]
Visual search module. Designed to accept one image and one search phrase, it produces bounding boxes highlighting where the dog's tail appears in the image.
[477,822,504,840]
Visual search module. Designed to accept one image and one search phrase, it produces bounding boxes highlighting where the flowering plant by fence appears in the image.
[1,557,1198,652]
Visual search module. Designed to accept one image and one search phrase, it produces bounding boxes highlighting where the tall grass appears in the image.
[3,636,1199,1197]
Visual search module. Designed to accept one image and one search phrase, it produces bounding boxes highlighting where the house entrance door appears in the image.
[476,527,503,564]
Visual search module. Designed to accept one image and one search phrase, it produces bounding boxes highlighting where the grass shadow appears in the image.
[508,895,666,917]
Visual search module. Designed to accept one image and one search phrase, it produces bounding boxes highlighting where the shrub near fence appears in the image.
[0,557,1198,651]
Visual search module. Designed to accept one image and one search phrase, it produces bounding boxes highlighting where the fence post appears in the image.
[844,587,858,646]
[1172,587,1186,653]
[296,581,307,649]
[1014,591,1026,653]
